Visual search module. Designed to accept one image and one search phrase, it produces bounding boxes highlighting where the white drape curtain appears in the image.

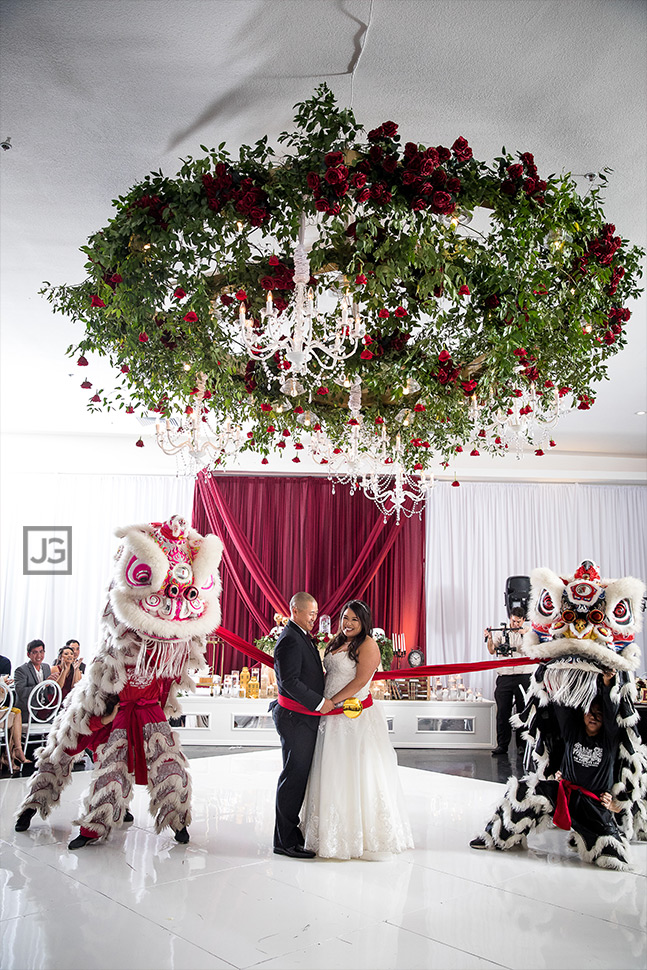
[425,482,647,698]
[0,474,193,672]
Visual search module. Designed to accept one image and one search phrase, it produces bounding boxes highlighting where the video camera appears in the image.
[485,623,517,657]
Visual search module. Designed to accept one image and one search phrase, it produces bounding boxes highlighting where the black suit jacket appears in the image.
[0,655,10,677]
[273,620,325,711]
[14,660,52,716]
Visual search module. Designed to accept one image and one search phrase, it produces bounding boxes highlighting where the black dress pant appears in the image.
[272,705,319,850]
[494,674,531,748]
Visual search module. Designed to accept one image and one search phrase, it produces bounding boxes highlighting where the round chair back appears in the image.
[1,681,15,765]
[24,679,63,750]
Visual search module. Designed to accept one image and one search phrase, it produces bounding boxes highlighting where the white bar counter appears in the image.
[175,691,496,749]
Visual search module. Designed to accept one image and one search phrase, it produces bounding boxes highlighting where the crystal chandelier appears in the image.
[155,376,243,473]
[238,214,365,386]
[468,381,564,455]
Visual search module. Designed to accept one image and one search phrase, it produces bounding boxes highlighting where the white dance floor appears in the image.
[1,750,646,970]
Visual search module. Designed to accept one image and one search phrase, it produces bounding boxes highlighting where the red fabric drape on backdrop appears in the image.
[192,473,425,673]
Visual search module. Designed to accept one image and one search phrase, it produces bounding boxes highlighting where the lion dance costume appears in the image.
[15,515,223,848]
[473,560,647,870]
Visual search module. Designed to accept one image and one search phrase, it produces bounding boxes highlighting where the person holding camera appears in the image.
[484,607,530,756]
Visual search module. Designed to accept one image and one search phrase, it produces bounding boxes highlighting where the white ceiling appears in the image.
[1,0,646,480]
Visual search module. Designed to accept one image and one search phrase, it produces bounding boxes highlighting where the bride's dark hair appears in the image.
[325,600,373,664]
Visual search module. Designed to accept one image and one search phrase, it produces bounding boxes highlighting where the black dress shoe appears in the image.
[273,844,316,859]
[174,826,190,844]
[15,808,37,832]
[491,746,508,756]
[69,833,99,850]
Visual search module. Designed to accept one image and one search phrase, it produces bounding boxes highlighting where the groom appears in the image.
[271,591,334,858]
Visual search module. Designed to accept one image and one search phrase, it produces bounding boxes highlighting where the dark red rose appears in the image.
[277,440,286,448]
[235,290,247,301]
[394,306,408,318]
[404,142,418,159]
[77,355,89,366]
[120,364,130,373]
[501,179,517,196]
[316,387,329,395]
[484,294,500,309]
[507,163,524,180]
[268,254,280,266]
[81,380,92,389]
[452,136,472,161]
[90,393,101,403]
[411,197,427,211]
[470,448,480,457]
[110,274,123,285]
[524,178,537,195]
[402,171,419,186]
[324,165,348,185]
[333,182,349,197]
[306,172,320,191]
[437,370,451,385]
[436,145,452,162]
[430,191,455,215]
[260,276,276,290]
[138,332,149,343]
[459,285,470,296]
[381,121,398,138]
[382,154,398,174]
[183,311,198,322]
[220,293,234,306]
[355,187,371,204]
[351,172,367,189]
[325,151,344,166]
[369,144,384,163]
[173,287,186,299]
[378,309,390,318]
[90,295,105,308]
[419,159,437,178]
[446,176,461,193]
[315,199,330,212]
[520,152,535,167]
[431,168,447,187]
[135,438,144,448]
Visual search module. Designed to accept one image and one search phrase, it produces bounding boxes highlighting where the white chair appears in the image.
[23,679,63,751]
[0,681,15,769]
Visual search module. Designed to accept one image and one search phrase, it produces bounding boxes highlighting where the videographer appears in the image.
[484,607,530,757]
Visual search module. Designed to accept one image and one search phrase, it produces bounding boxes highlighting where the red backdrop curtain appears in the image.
[192,473,425,673]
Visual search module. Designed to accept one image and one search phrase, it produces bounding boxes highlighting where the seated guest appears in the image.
[14,640,51,718]
[1,665,31,772]
[66,639,85,674]
[48,645,83,700]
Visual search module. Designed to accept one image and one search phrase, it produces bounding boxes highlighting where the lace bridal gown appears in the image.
[301,650,413,859]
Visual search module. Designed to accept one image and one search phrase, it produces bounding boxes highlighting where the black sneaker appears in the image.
[469,836,489,850]
[15,808,37,832]
[68,833,99,850]
[174,826,190,844]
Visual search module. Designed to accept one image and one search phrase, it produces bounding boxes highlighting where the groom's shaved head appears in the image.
[290,592,316,612]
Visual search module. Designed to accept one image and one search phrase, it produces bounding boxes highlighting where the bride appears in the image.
[301,599,413,859]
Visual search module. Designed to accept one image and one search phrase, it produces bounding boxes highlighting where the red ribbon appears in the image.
[213,625,540,680]
[553,778,601,830]
[277,693,374,716]
[122,698,160,785]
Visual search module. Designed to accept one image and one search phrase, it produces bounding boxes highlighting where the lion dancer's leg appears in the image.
[568,791,631,871]
[15,748,77,831]
[471,776,556,850]
[69,729,133,849]
[143,720,192,843]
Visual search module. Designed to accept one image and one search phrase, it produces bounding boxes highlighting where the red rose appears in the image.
[381,121,398,138]
[267,425,276,433]
[507,163,523,180]
[355,274,368,285]
[260,276,276,290]
[81,380,92,389]
[261,457,269,465]
[90,393,101,403]
[437,370,451,385]
[438,349,451,363]
[513,347,527,357]
[261,402,272,412]
[375,416,384,425]
[135,438,144,448]
[268,254,280,266]
[315,199,330,212]
[293,406,304,414]
[325,151,344,166]
[520,152,535,167]
[316,387,329,395]
[124,406,134,414]
[436,145,452,162]
[470,448,480,457]
[306,172,320,191]
[77,356,89,366]
[360,349,374,360]
[282,428,291,437]
[351,172,367,189]
[411,198,427,212]
[452,136,472,161]
[382,154,398,174]
[220,293,234,306]
[394,306,408,318]
[461,380,478,396]
[355,188,371,204]
[90,295,106,308]
[455,445,463,453]
[277,440,286,449]
[524,178,537,195]
[183,311,198,322]
[235,290,247,301]
[313,423,322,431]
[378,309,390,318]
[295,443,304,450]
[446,177,462,194]
[414,403,426,412]
[458,285,470,296]
[174,287,186,299]
[430,191,455,215]
[484,294,500,309]
[138,332,149,343]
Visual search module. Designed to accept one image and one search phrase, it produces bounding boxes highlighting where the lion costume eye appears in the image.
[125,556,152,587]
[165,582,180,598]
[613,599,633,626]
[588,608,604,624]
[183,586,199,601]
[561,609,576,623]
[537,589,555,617]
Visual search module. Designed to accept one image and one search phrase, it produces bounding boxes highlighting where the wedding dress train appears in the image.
[301,650,413,859]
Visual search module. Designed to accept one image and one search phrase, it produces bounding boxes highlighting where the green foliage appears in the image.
[42,84,644,467]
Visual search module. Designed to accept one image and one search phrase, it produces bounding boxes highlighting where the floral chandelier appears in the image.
[45,84,643,509]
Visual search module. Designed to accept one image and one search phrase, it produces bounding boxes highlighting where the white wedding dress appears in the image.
[301,650,413,859]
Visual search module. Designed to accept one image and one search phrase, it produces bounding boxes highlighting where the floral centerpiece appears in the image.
[43,84,643,468]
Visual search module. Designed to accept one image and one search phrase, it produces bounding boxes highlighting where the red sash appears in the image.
[277,694,373,716]
[553,778,601,830]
